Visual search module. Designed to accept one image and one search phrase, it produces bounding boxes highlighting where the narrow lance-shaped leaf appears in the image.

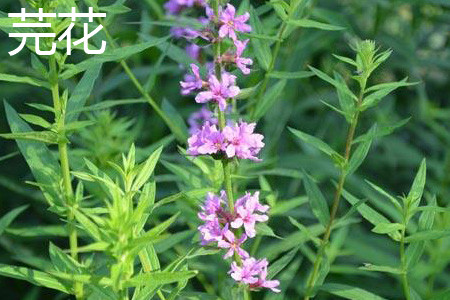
[161,99,189,142]
[287,18,344,31]
[0,264,71,293]
[289,127,342,161]
[66,64,102,123]
[249,6,272,70]
[321,283,387,300]
[302,170,330,227]
[406,195,436,268]
[4,101,61,204]
[60,36,169,79]
[252,79,286,121]
[407,159,426,211]
[0,205,28,236]
[0,73,50,89]
[132,146,163,191]
[342,189,401,241]
[347,125,376,175]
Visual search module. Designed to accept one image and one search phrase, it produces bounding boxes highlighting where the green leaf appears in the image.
[132,146,163,191]
[252,79,286,121]
[6,225,67,237]
[287,18,344,31]
[60,36,168,79]
[0,205,28,236]
[334,72,355,122]
[66,98,147,115]
[4,102,61,204]
[362,78,416,110]
[372,223,404,234]
[302,171,330,227]
[49,243,82,274]
[267,71,313,79]
[73,210,102,241]
[154,39,195,67]
[353,118,410,144]
[347,125,375,175]
[161,99,189,142]
[249,6,272,70]
[405,230,450,243]
[321,283,387,300]
[66,64,102,123]
[406,196,436,268]
[332,54,357,66]
[0,73,50,89]
[342,189,401,241]
[407,159,426,211]
[365,180,402,211]
[359,264,403,274]
[309,66,357,102]
[19,114,52,129]
[130,213,180,250]
[268,247,298,279]
[289,127,341,159]
[125,271,197,288]
[256,223,282,239]
[0,264,70,293]
[0,131,59,144]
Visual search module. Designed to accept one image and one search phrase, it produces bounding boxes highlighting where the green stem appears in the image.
[49,56,83,299]
[303,93,363,300]
[400,228,411,300]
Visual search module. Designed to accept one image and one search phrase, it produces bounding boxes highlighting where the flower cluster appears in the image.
[187,120,264,161]
[167,0,279,293]
[198,191,280,292]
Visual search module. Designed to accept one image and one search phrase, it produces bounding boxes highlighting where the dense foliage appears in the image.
[0,0,449,299]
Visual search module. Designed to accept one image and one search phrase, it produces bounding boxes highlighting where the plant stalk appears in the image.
[49,56,83,299]
[400,227,411,300]
[303,93,363,300]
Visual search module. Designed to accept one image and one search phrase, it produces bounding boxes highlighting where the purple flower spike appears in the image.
[195,72,240,111]
[180,64,204,95]
[231,192,269,238]
[219,4,252,41]
[218,230,249,259]
[234,39,253,75]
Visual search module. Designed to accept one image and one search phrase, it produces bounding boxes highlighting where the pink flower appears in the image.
[231,192,269,238]
[198,191,227,221]
[234,39,253,75]
[223,121,265,161]
[219,4,251,41]
[188,107,218,134]
[198,218,226,245]
[195,72,240,111]
[187,122,225,156]
[230,257,280,292]
[217,230,249,259]
[180,64,203,95]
